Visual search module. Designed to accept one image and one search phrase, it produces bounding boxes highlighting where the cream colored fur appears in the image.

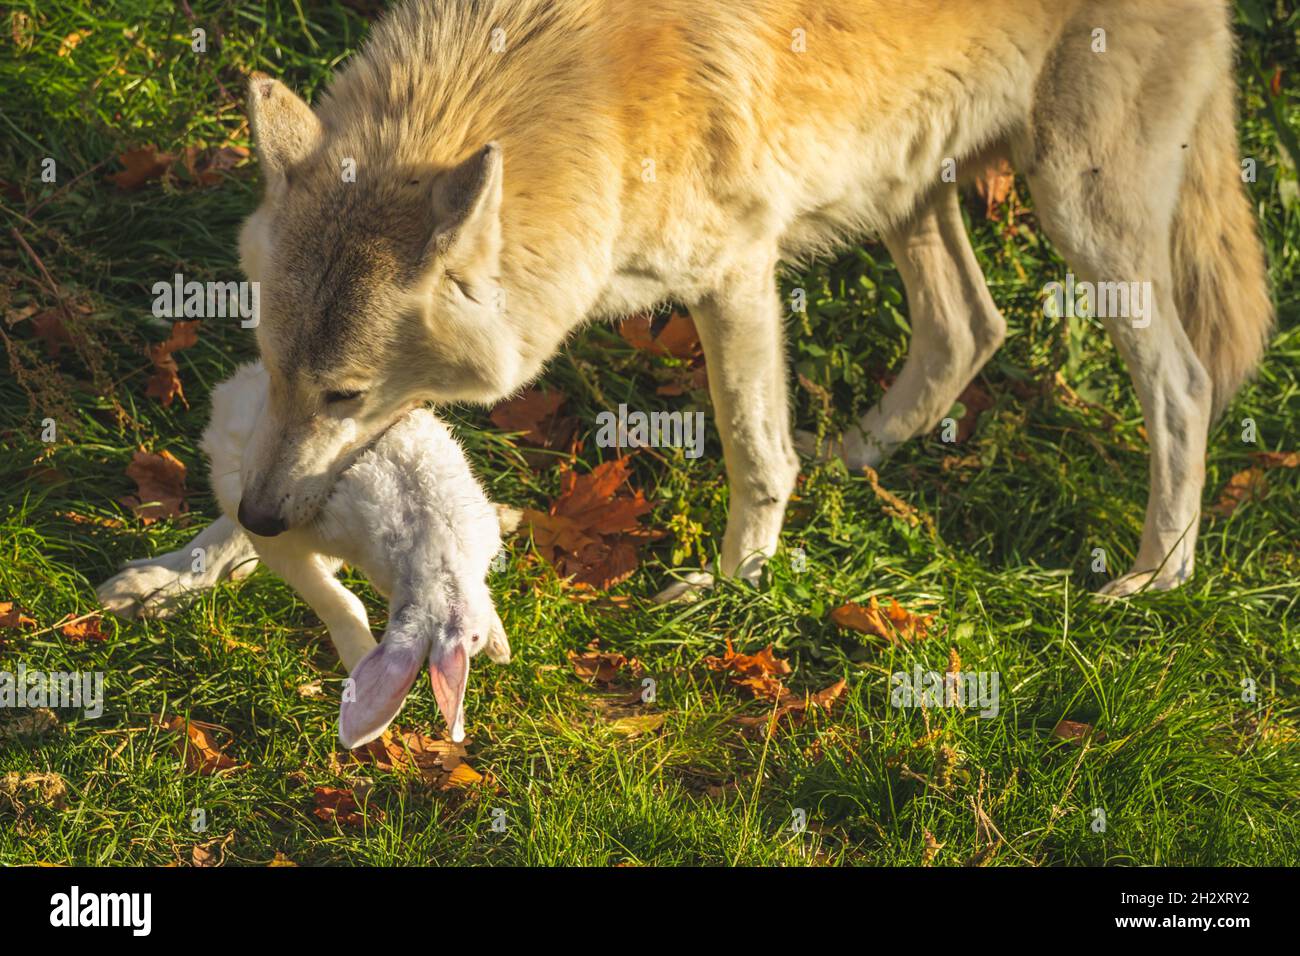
[148,0,1278,598]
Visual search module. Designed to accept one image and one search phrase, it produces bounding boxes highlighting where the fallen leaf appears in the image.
[971,156,1015,220]
[568,643,642,685]
[1211,451,1298,516]
[489,388,568,447]
[346,728,486,790]
[443,763,485,789]
[519,456,661,589]
[313,786,379,827]
[953,380,994,443]
[703,639,793,703]
[734,678,848,729]
[0,708,61,742]
[29,309,74,358]
[831,596,934,646]
[180,144,249,186]
[0,602,37,629]
[121,448,188,524]
[1051,719,1106,745]
[143,320,201,408]
[59,615,108,643]
[190,832,234,868]
[619,312,708,396]
[154,716,243,775]
[108,145,176,191]
[267,852,298,866]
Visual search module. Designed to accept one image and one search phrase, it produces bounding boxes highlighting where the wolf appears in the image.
[150,0,1277,600]
[98,362,512,746]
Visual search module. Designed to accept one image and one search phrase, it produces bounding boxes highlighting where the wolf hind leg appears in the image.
[795,183,1006,469]
[1018,13,1223,596]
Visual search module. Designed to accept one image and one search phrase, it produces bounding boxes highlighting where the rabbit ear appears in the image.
[338,635,427,749]
[428,642,469,743]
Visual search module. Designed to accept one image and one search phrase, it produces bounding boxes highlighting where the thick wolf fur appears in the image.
[227,0,1270,597]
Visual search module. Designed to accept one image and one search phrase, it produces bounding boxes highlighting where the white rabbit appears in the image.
[98,361,510,747]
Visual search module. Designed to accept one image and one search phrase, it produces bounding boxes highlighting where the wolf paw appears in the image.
[96,560,207,620]
[653,570,716,604]
[1094,568,1189,600]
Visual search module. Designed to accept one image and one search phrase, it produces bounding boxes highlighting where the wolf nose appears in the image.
[237,498,286,537]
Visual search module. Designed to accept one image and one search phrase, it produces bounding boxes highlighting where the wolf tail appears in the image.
[1172,76,1274,419]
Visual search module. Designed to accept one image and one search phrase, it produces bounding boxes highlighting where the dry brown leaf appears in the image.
[618,311,701,360]
[830,596,934,646]
[568,643,643,685]
[121,448,188,524]
[519,456,660,589]
[0,601,37,629]
[59,615,108,643]
[154,716,243,775]
[144,320,201,409]
[1211,451,1297,517]
[346,728,486,790]
[489,388,568,447]
[28,309,74,358]
[953,380,994,443]
[313,786,379,827]
[180,144,249,186]
[108,145,176,190]
[619,312,708,396]
[971,156,1015,220]
[1051,719,1106,745]
[703,640,803,711]
[734,678,848,730]
[0,708,61,742]
[190,832,233,868]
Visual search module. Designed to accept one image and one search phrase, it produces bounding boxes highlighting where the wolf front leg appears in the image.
[657,246,799,601]
[97,515,260,619]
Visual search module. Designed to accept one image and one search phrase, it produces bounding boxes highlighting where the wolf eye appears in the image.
[324,389,365,404]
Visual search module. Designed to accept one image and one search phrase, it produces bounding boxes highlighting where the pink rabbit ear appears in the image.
[338,637,427,749]
[428,643,469,743]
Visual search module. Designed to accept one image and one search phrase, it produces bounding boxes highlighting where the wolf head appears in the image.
[236,74,519,535]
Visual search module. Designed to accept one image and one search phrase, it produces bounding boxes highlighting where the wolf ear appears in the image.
[247,72,323,184]
[425,143,503,273]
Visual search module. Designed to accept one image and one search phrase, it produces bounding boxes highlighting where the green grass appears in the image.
[1,1,1297,866]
